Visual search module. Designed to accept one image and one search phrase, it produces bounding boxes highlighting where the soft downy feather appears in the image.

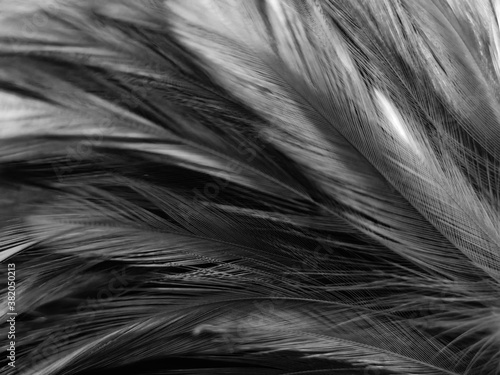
[1,0,500,374]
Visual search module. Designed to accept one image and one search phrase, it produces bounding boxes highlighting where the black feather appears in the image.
[2,1,500,374]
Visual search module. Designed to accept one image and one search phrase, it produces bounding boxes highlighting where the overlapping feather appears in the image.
[1,0,500,374]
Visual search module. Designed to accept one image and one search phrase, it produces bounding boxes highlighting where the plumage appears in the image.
[2,0,500,374]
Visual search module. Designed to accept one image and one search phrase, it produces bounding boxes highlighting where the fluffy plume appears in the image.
[2,0,500,374]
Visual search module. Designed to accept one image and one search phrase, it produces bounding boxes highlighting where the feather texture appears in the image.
[1,0,500,374]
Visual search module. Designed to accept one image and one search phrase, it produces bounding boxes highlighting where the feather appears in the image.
[1,0,500,374]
